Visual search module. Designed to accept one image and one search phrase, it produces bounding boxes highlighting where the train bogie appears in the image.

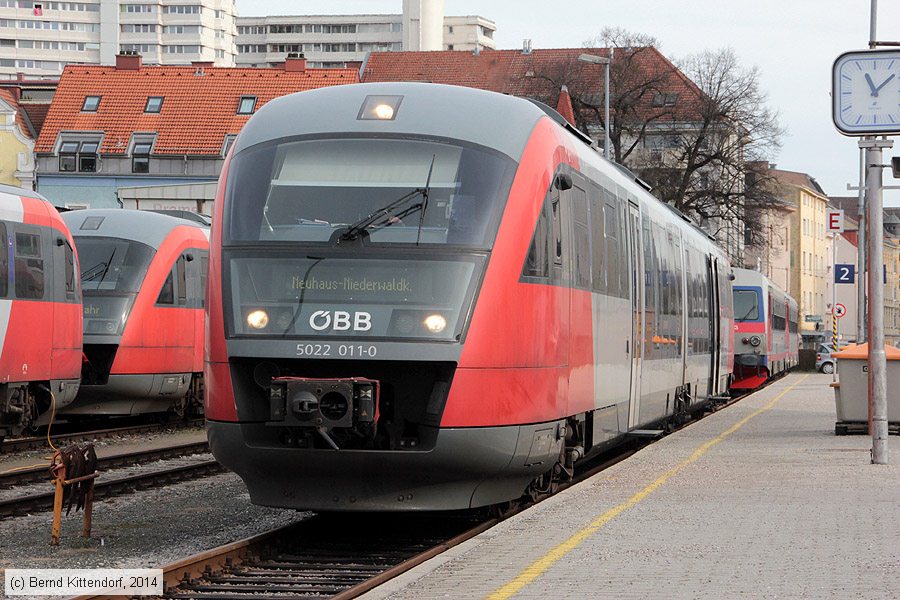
[61,209,209,418]
[207,83,735,511]
[0,185,82,440]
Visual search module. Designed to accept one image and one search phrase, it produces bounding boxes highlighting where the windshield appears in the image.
[225,137,516,247]
[733,288,760,322]
[75,237,155,294]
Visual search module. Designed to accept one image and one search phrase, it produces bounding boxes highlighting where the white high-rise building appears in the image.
[0,0,237,79]
[234,3,495,69]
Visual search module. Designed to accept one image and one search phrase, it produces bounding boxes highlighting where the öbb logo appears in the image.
[309,310,372,332]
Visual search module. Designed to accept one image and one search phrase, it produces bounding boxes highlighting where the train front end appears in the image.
[731,269,769,390]
[206,83,568,511]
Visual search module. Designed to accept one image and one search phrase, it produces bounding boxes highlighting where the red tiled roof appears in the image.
[21,103,49,136]
[361,47,706,124]
[35,64,358,155]
[0,88,34,139]
[555,85,575,125]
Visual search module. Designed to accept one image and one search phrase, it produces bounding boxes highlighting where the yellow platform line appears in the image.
[486,374,809,600]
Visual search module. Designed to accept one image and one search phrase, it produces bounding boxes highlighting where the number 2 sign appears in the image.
[834,263,855,284]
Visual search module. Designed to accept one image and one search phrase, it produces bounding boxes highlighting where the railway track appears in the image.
[0,419,204,454]
[0,457,222,519]
[0,441,210,489]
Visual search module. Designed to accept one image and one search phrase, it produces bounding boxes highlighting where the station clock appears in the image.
[833,49,900,136]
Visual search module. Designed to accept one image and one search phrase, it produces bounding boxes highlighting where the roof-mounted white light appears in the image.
[358,95,403,120]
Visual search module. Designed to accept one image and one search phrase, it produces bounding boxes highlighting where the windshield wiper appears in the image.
[415,155,436,246]
[338,155,437,242]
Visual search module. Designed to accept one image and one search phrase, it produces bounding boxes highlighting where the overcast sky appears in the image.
[238,0,900,207]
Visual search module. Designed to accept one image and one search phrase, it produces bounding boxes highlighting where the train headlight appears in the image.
[749,335,761,347]
[247,309,270,330]
[373,104,394,119]
[423,314,447,333]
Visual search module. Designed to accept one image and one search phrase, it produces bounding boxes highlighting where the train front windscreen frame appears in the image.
[221,134,517,344]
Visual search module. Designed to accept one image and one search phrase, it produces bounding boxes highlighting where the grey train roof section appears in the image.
[233,82,546,161]
[61,208,207,250]
[0,182,49,201]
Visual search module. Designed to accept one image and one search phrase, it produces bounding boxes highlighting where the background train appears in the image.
[0,184,82,443]
[59,209,209,419]
[731,267,799,391]
[205,82,735,512]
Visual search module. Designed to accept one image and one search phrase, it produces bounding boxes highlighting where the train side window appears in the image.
[176,255,187,306]
[14,231,44,299]
[157,270,175,305]
[0,222,6,298]
[523,198,551,279]
[642,214,657,355]
[589,187,606,293]
[551,191,562,266]
[571,185,590,289]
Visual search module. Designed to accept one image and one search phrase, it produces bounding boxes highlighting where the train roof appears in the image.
[234,81,546,161]
[732,267,796,304]
[0,183,50,201]
[61,208,208,249]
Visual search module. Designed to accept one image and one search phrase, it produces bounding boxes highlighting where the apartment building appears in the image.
[0,0,237,79]
[234,13,495,68]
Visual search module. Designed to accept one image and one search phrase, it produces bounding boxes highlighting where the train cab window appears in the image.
[551,193,562,266]
[14,231,44,299]
[199,251,208,307]
[733,289,760,321]
[0,222,6,297]
[64,241,76,299]
[176,255,187,305]
[157,270,175,305]
[524,199,551,279]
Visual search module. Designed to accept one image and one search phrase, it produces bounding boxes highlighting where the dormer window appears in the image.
[59,141,79,171]
[651,93,679,107]
[237,95,257,114]
[144,96,164,113]
[132,141,153,173]
[222,134,237,157]
[78,141,99,172]
[82,96,101,112]
[59,140,100,172]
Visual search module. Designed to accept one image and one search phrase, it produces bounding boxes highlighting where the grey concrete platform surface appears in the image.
[363,373,900,600]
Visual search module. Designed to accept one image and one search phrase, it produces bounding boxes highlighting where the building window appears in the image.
[132,141,152,173]
[59,141,79,171]
[237,95,257,115]
[448,26,454,33]
[78,141,98,172]
[222,134,237,156]
[81,95,101,112]
[144,96,163,113]
[651,93,679,107]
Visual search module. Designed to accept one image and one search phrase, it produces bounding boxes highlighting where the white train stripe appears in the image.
[0,192,24,223]
[0,299,11,366]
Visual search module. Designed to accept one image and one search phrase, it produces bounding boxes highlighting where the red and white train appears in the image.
[0,185,82,442]
[60,209,209,418]
[206,83,737,511]
[730,267,799,390]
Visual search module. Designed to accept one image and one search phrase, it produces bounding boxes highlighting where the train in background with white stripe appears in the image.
[0,188,209,443]
[0,185,82,442]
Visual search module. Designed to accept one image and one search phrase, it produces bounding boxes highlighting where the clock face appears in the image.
[833,50,900,135]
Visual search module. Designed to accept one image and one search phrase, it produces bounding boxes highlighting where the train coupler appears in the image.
[267,377,379,432]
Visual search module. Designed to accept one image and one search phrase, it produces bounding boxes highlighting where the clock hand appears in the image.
[874,73,896,94]
[865,72,878,95]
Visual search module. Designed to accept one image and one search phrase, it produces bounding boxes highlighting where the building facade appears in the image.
[234,13,495,69]
[0,0,237,79]
[0,88,36,187]
[34,53,357,208]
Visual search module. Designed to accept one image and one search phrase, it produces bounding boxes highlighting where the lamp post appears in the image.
[578,53,611,161]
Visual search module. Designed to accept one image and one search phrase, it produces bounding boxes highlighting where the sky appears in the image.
[238,0,900,207]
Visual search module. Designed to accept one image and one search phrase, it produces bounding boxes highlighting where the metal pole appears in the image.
[857,145,867,342]
[865,139,890,464]
[833,233,838,383]
[604,61,610,161]
[869,0,878,48]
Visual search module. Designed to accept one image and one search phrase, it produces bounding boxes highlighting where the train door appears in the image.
[706,256,719,396]
[626,202,643,429]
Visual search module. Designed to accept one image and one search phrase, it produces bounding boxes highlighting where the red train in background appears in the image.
[0,184,82,443]
[730,267,799,391]
[60,209,209,418]
[206,82,735,512]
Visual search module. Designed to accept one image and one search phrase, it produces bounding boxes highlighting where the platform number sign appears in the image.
[835,263,855,284]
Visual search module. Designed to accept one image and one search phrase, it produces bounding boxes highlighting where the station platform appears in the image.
[364,373,900,599]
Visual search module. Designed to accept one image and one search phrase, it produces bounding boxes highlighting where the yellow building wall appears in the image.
[787,185,829,335]
[0,129,32,188]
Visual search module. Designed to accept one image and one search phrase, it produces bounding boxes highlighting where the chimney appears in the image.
[284,52,307,72]
[522,39,533,55]
[116,51,142,71]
